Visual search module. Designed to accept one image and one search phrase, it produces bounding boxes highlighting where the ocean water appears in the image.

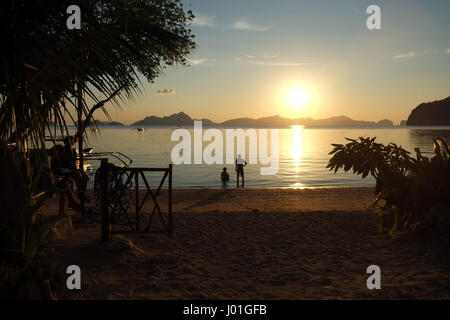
[76,126,450,188]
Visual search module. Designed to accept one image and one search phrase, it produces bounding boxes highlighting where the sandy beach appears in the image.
[40,187,450,299]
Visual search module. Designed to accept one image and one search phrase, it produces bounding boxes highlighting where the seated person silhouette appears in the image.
[50,136,89,210]
[221,167,230,186]
[50,138,81,210]
[235,154,248,187]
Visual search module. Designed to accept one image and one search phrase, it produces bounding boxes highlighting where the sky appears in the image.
[99,0,450,125]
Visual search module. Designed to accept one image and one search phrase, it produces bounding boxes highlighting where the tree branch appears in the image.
[77,85,124,137]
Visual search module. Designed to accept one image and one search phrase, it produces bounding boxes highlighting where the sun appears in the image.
[286,87,309,108]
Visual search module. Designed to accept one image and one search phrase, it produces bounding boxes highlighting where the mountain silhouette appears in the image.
[377,119,394,127]
[131,112,394,128]
[93,120,125,126]
[406,96,450,126]
[133,111,193,126]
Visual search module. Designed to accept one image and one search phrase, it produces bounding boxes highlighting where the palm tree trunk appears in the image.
[77,78,85,212]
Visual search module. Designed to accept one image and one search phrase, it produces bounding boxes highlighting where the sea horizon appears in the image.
[58,126,450,189]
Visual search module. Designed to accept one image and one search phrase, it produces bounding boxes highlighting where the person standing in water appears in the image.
[221,167,230,186]
[235,154,248,187]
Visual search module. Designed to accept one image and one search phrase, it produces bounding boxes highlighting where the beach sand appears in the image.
[41,187,450,299]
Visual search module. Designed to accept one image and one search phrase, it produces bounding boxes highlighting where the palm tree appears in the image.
[1,0,196,148]
[0,0,196,297]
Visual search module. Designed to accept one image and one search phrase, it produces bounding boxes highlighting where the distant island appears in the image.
[93,120,125,126]
[406,96,450,126]
[131,112,395,128]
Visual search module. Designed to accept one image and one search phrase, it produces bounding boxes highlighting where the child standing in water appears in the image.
[221,167,230,186]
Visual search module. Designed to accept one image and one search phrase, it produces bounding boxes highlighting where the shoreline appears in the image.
[85,185,376,190]
[42,186,450,299]
[71,124,450,129]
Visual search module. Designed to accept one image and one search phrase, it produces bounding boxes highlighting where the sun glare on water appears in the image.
[286,87,309,108]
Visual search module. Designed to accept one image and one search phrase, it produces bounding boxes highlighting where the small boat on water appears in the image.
[137,127,144,131]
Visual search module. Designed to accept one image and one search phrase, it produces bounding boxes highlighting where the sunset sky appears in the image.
[101,0,450,125]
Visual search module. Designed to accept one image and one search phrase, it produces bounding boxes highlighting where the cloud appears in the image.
[446,49,450,54]
[260,54,278,59]
[234,53,317,67]
[188,58,216,66]
[157,89,175,95]
[393,51,417,59]
[192,15,272,32]
[247,60,320,67]
[232,20,271,32]
[245,53,278,59]
[192,14,216,27]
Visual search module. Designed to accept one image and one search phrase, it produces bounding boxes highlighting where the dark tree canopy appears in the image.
[0,0,196,147]
[0,1,196,289]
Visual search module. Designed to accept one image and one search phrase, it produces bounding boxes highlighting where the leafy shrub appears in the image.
[327,137,450,234]
[0,144,57,298]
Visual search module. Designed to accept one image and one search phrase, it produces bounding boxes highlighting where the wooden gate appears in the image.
[99,159,172,241]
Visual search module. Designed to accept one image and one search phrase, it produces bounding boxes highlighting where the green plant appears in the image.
[327,137,450,234]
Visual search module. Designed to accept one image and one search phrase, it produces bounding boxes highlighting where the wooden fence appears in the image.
[99,158,172,241]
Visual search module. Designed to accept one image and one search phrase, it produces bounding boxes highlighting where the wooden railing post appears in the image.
[135,169,140,232]
[59,192,66,217]
[100,158,110,241]
[168,164,172,237]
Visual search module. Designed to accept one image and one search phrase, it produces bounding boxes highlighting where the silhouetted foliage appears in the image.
[0,0,196,297]
[327,137,450,234]
[0,0,196,148]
